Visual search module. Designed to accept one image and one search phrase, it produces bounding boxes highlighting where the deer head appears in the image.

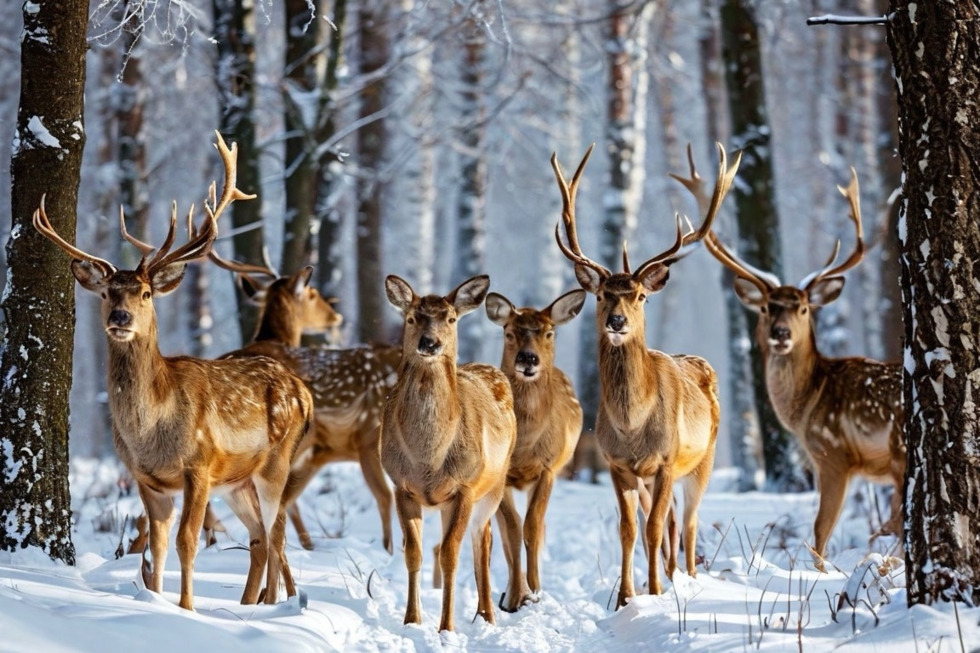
[485,289,586,382]
[553,142,741,349]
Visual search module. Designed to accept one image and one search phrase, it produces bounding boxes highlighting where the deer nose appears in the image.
[516,351,538,367]
[109,310,132,327]
[607,314,627,332]
[418,335,441,355]
[771,325,791,341]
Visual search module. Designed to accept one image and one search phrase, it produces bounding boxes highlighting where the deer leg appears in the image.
[525,473,555,595]
[661,495,678,579]
[358,442,394,554]
[680,448,715,579]
[138,485,175,596]
[254,462,291,605]
[645,467,674,596]
[610,467,639,608]
[494,487,529,612]
[202,503,226,547]
[437,493,474,632]
[282,449,321,551]
[222,485,266,604]
[471,489,502,625]
[176,474,211,610]
[272,505,296,598]
[395,489,424,626]
[812,468,850,572]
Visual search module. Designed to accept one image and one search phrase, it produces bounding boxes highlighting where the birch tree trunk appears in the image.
[453,6,488,363]
[887,0,980,607]
[0,0,87,563]
[720,0,806,491]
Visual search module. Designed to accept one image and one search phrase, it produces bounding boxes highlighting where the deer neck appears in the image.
[598,336,658,425]
[105,327,174,438]
[396,355,463,456]
[764,334,824,430]
[510,369,553,426]
[253,298,302,346]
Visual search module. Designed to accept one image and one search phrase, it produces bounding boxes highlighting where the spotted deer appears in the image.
[552,142,739,607]
[209,252,398,553]
[673,154,905,569]
[484,289,586,612]
[33,133,312,611]
[382,275,517,632]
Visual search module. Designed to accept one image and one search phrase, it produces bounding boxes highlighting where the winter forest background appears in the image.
[0,0,902,482]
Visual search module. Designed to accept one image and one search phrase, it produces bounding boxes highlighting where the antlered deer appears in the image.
[382,275,517,632]
[33,133,312,610]
[552,142,739,607]
[485,289,586,611]
[674,155,905,569]
[209,252,399,553]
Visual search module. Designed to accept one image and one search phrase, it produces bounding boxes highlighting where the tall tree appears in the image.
[0,0,88,563]
[452,3,489,362]
[281,0,321,274]
[887,1,980,607]
[720,0,805,491]
[355,2,389,344]
[213,0,265,342]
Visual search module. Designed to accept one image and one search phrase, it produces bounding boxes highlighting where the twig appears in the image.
[806,13,891,26]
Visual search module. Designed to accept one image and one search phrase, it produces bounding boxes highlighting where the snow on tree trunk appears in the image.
[315,0,348,299]
[720,0,807,492]
[452,7,488,363]
[887,0,980,607]
[355,2,389,345]
[281,0,320,274]
[0,0,88,563]
[213,0,264,343]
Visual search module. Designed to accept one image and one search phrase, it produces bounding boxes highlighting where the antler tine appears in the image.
[205,131,257,224]
[551,144,611,277]
[801,167,865,290]
[207,248,279,278]
[119,205,157,258]
[32,195,117,275]
[704,230,778,295]
[637,142,742,275]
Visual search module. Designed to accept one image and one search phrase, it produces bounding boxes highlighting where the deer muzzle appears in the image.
[417,334,442,357]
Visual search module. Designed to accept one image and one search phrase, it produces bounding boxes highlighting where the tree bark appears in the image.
[0,0,88,563]
[356,3,389,344]
[887,0,980,607]
[720,0,806,491]
[213,0,264,343]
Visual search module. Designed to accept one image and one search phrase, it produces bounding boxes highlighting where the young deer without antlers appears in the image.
[552,142,739,608]
[675,159,905,570]
[34,133,313,611]
[485,289,586,612]
[382,275,517,632]
[212,252,399,554]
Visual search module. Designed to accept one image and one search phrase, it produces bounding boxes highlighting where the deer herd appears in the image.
[33,133,906,630]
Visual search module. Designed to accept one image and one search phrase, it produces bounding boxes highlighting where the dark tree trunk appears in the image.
[0,0,88,563]
[720,0,806,492]
[315,0,349,298]
[213,0,264,343]
[887,1,980,607]
[281,0,321,274]
[356,3,389,344]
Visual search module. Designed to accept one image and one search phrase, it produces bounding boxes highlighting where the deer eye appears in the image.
[505,332,515,341]
[801,306,808,315]
[761,305,769,314]
[142,291,151,301]
[101,292,107,299]
[448,317,457,324]
[546,331,554,339]
[406,316,415,325]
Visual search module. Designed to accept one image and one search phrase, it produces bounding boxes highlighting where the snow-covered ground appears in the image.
[2,459,976,652]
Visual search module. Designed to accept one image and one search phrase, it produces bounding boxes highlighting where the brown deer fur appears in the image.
[381,274,517,632]
[485,289,585,612]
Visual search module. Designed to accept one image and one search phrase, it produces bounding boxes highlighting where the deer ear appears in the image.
[237,274,266,306]
[150,262,186,296]
[290,266,314,297]
[385,275,415,312]
[485,292,514,326]
[548,289,587,326]
[71,260,110,293]
[450,275,490,317]
[637,265,670,294]
[808,276,845,306]
[574,265,602,294]
[733,277,766,311]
